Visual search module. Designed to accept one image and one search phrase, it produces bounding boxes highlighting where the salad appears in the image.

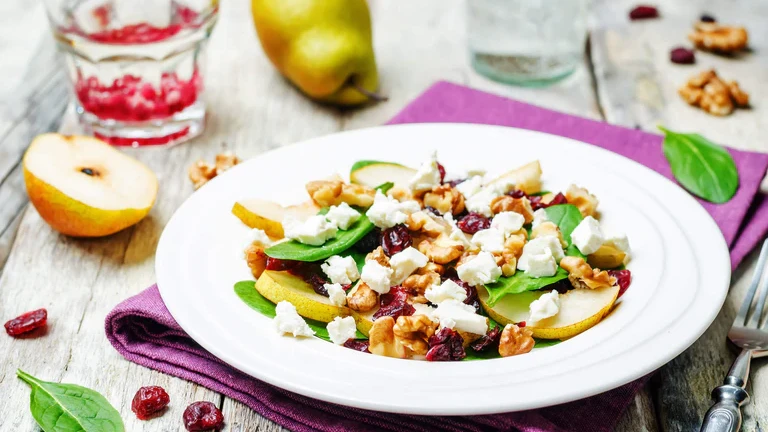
[234,152,632,361]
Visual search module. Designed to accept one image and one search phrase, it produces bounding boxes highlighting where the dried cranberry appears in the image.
[265,257,300,272]
[447,178,467,188]
[426,328,466,361]
[549,279,573,294]
[306,273,329,297]
[470,325,502,352]
[609,269,632,298]
[131,386,170,420]
[449,278,481,313]
[546,192,568,207]
[629,5,659,20]
[508,189,526,199]
[529,192,567,211]
[457,212,491,234]
[343,339,370,353]
[670,47,695,64]
[381,225,412,257]
[354,228,381,253]
[424,206,442,216]
[183,401,224,431]
[518,321,526,328]
[373,287,415,320]
[700,14,716,22]
[4,309,47,337]
[437,163,446,183]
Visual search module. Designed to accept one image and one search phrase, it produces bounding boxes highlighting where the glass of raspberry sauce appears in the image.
[43,0,219,147]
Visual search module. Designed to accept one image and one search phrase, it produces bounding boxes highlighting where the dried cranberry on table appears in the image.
[670,47,696,64]
[426,328,466,361]
[4,308,47,337]
[457,212,491,234]
[629,5,659,20]
[183,401,224,431]
[381,224,412,256]
[470,325,502,352]
[343,339,371,353]
[131,386,170,420]
[373,287,415,320]
[609,269,632,298]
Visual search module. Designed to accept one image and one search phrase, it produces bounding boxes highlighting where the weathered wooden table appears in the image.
[1,0,767,430]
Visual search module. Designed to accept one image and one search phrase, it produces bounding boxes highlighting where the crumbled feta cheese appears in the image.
[518,236,565,271]
[532,208,549,228]
[528,290,560,323]
[465,187,503,217]
[322,283,345,307]
[521,248,558,277]
[455,175,484,199]
[408,151,442,193]
[456,251,502,286]
[366,191,420,229]
[491,211,526,237]
[412,303,438,322]
[324,202,361,230]
[321,255,360,285]
[282,215,338,246]
[327,316,357,345]
[389,247,428,284]
[360,260,394,294]
[570,216,604,255]
[433,299,488,335]
[444,213,473,249]
[471,228,506,253]
[425,279,468,304]
[274,301,315,337]
[243,228,273,249]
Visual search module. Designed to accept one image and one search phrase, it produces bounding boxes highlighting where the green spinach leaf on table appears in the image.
[17,369,125,432]
[234,280,366,341]
[484,204,584,306]
[659,126,739,203]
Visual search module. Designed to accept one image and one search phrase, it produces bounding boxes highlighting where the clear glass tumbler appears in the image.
[467,0,588,87]
[42,0,219,147]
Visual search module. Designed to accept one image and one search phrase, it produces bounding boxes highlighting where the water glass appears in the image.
[467,0,588,86]
[42,0,219,147]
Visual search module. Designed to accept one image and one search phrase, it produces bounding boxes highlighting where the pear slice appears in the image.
[23,133,158,237]
[479,285,619,339]
[349,161,416,189]
[587,244,626,269]
[232,199,319,239]
[255,270,350,323]
[484,160,543,194]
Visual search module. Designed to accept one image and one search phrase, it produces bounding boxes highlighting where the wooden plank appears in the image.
[590,0,768,430]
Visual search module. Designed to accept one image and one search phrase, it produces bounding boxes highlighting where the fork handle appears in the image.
[700,349,752,432]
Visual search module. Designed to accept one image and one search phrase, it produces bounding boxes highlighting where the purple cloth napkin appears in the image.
[106,82,768,432]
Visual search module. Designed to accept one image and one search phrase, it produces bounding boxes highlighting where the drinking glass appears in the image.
[42,0,219,147]
[467,0,588,86]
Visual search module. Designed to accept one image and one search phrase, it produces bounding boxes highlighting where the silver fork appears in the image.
[700,239,768,432]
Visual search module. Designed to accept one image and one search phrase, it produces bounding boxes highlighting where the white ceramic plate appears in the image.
[156,123,730,415]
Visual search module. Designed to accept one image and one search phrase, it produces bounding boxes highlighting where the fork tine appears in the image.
[734,239,768,327]
[748,258,768,329]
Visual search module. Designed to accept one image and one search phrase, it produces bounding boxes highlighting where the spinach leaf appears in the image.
[659,126,739,203]
[350,160,404,174]
[483,204,583,305]
[234,281,366,340]
[17,369,125,432]
[265,212,374,262]
[534,339,563,349]
[375,182,394,194]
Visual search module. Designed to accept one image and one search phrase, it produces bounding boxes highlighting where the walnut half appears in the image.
[688,22,748,53]
[369,316,408,358]
[679,69,749,116]
[559,256,616,290]
[347,283,379,312]
[498,324,535,357]
[422,185,465,215]
[393,315,438,355]
[188,151,241,189]
[306,180,375,208]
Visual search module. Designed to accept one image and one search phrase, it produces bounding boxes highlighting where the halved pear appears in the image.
[479,285,619,339]
[484,160,543,194]
[232,199,319,238]
[255,270,350,323]
[23,133,158,237]
[349,161,416,189]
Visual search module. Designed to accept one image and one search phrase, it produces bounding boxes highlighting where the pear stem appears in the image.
[351,83,388,103]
